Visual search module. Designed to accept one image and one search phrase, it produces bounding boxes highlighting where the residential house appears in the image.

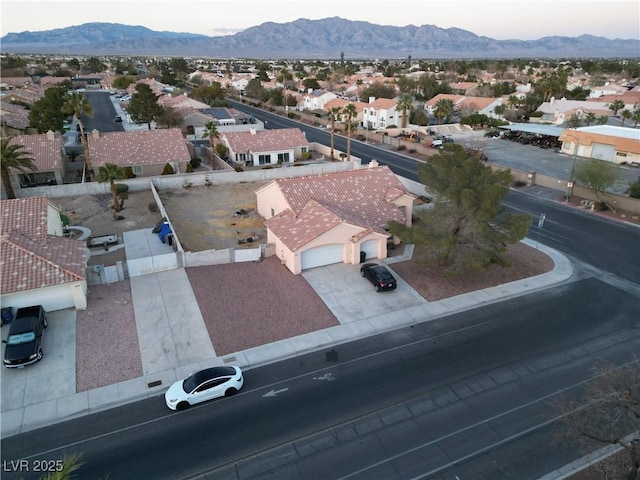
[88,128,191,176]
[256,163,415,274]
[302,89,338,113]
[0,100,30,135]
[322,98,367,126]
[589,82,628,99]
[362,97,403,130]
[425,93,502,119]
[6,131,65,193]
[536,98,617,125]
[1,196,87,311]
[221,128,309,167]
[559,126,640,164]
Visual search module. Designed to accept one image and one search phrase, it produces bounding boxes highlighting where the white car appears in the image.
[165,366,243,410]
[119,95,132,102]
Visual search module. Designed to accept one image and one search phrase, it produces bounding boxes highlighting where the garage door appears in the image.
[301,244,343,270]
[591,143,615,162]
[360,240,379,261]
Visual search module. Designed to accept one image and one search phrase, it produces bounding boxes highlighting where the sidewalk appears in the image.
[0,239,572,438]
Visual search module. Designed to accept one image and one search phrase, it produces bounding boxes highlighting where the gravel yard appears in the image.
[186,256,339,356]
[76,281,142,391]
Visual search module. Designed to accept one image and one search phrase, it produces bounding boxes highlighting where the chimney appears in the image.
[550,97,555,105]
[91,129,100,139]
[46,130,55,140]
[369,97,375,104]
[368,159,379,168]
[249,128,256,135]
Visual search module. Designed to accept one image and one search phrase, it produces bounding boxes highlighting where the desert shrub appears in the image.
[190,157,201,168]
[216,144,228,159]
[114,183,129,195]
[628,179,640,199]
[186,163,193,173]
[234,165,244,172]
[161,163,175,175]
[408,148,416,154]
[262,165,274,169]
[397,145,407,151]
[60,214,69,226]
[148,202,158,213]
[300,151,311,160]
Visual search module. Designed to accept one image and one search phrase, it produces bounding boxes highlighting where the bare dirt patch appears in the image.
[157,182,268,251]
[392,242,555,301]
[55,190,163,266]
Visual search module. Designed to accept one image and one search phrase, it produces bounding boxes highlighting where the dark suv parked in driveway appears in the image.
[2,306,48,368]
[360,263,397,292]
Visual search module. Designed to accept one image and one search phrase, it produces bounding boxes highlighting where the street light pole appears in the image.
[562,132,579,202]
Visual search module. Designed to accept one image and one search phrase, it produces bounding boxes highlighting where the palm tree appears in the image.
[433,98,455,125]
[396,93,414,129]
[342,103,357,161]
[63,92,94,180]
[1,137,36,199]
[607,99,625,117]
[620,109,632,127]
[202,121,220,149]
[42,452,83,480]
[96,163,125,212]
[327,106,343,160]
[584,112,596,126]
[632,106,640,128]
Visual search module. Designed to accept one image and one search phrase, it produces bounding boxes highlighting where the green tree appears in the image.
[574,159,621,212]
[607,99,626,116]
[189,83,224,105]
[632,106,640,128]
[155,105,183,128]
[96,163,125,212]
[62,92,94,179]
[85,57,106,73]
[396,93,414,129]
[327,106,343,160]
[1,138,37,199]
[342,103,357,162]
[360,83,395,101]
[388,144,531,275]
[112,75,135,90]
[127,83,163,130]
[302,78,321,91]
[28,86,68,133]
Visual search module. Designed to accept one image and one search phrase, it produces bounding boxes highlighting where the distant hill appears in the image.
[1,17,637,58]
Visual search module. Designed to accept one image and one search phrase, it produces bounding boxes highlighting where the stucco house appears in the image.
[221,128,309,167]
[559,126,640,164]
[362,97,404,130]
[302,89,338,112]
[6,131,65,193]
[255,163,415,274]
[1,197,88,312]
[88,128,191,176]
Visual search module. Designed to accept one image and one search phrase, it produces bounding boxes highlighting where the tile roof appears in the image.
[368,98,397,109]
[223,128,309,153]
[8,132,63,171]
[262,166,411,250]
[1,197,52,241]
[88,128,191,167]
[0,231,87,294]
[0,101,30,130]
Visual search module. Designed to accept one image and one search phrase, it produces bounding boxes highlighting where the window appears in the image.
[237,153,246,162]
[277,153,290,163]
[258,154,270,165]
[132,165,144,175]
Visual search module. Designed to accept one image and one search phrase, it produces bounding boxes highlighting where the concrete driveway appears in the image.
[302,261,428,324]
[1,309,76,416]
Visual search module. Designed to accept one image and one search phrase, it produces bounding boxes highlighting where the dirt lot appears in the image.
[53,181,269,266]
[157,182,268,252]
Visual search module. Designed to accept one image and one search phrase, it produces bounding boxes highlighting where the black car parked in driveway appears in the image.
[2,306,48,367]
[360,263,397,292]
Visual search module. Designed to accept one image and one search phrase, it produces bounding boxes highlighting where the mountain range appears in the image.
[1,17,638,58]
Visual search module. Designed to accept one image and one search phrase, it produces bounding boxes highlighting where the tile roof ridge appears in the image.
[6,232,85,281]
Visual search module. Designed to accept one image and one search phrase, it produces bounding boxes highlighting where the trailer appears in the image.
[87,234,118,247]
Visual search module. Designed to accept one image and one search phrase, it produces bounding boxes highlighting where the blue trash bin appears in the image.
[1,307,13,325]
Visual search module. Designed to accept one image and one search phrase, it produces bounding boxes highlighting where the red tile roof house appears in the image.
[362,97,404,130]
[1,197,88,311]
[88,128,191,177]
[6,132,65,194]
[255,163,416,274]
[221,128,310,167]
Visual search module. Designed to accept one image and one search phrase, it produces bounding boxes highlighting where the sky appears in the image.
[2,0,639,40]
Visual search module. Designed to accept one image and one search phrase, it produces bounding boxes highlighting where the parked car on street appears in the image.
[360,263,397,292]
[2,305,48,368]
[165,366,244,410]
